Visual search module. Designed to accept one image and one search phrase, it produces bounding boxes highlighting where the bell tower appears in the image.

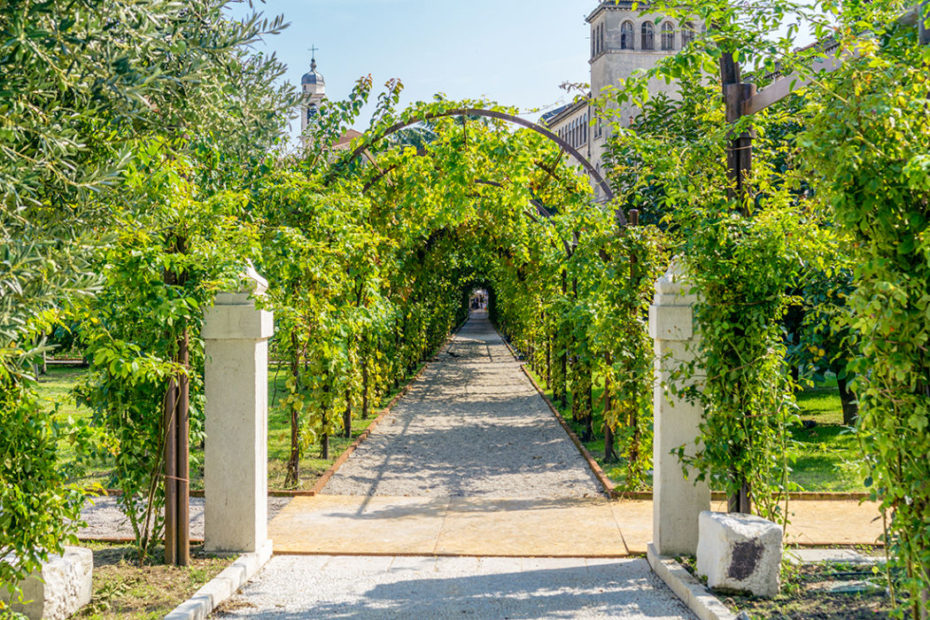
[300,49,326,137]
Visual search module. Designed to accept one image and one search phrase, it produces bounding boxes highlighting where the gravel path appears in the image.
[77,496,292,541]
[322,312,602,498]
[215,555,694,619]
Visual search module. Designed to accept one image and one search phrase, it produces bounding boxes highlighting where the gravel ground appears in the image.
[77,496,292,540]
[215,555,694,619]
[323,313,602,498]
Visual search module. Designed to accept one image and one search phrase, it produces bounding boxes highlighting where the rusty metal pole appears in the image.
[176,330,191,566]
[164,379,178,565]
[720,51,755,515]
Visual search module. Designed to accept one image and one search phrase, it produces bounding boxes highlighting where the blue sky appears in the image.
[229,0,596,136]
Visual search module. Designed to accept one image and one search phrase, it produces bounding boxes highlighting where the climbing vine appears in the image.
[802,20,930,612]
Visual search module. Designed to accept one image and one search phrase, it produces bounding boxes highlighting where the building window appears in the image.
[641,22,655,50]
[621,21,634,50]
[681,21,695,47]
[661,22,675,50]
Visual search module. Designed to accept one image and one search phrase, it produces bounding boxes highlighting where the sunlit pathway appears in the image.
[322,310,602,498]
[214,312,694,619]
[215,556,694,619]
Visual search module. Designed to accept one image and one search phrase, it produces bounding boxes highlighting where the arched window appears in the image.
[661,22,675,50]
[681,21,695,47]
[621,21,634,50]
[641,22,655,50]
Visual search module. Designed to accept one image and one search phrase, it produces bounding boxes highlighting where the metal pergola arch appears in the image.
[330,107,623,227]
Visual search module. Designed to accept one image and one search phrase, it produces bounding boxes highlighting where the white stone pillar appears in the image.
[203,266,273,553]
[649,260,710,556]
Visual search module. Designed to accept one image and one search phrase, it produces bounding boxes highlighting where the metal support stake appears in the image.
[920,1,929,46]
[164,379,178,565]
[176,331,191,566]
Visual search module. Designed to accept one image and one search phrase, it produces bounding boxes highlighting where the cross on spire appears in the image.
[309,44,319,71]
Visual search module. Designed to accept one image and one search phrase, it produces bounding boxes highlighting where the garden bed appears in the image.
[677,555,895,619]
[37,365,415,493]
[75,542,229,619]
[523,366,867,494]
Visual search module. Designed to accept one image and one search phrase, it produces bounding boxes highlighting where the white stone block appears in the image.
[1,547,93,619]
[203,269,272,555]
[697,511,783,598]
[651,259,709,557]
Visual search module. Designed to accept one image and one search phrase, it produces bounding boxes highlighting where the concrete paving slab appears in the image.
[710,497,883,546]
[270,496,448,556]
[269,495,882,558]
[610,499,653,554]
[787,499,883,546]
[438,497,626,557]
[269,495,634,557]
[786,547,882,565]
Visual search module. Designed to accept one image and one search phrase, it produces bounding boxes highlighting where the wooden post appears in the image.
[720,51,754,515]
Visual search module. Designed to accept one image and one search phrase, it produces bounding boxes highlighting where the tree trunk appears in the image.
[604,353,618,463]
[362,359,370,420]
[343,387,352,438]
[285,338,300,487]
[546,333,551,385]
[572,361,593,441]
[837,375,858,426]
[321,408,330,460]
[321,380,331,460]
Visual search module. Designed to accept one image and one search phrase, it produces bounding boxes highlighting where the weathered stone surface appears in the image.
[1,547,93,619]
[697,511,783,598]
[651,260,710,556]
[204,268,273,554]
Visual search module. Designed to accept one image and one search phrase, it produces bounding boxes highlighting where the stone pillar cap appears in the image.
[654,257,697,304]
[216,261,268,306]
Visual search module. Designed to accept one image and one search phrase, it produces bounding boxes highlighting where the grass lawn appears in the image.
[75,543,229,619]
[523,365,868,494]
[37,364,417,492]
[792,378,866,492]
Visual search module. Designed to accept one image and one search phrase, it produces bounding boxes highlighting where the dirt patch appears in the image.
[215,597,257,613]
[76,543,230,619]
[679,556,895,619]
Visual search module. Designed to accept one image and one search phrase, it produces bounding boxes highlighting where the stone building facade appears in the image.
[300,57,326,138]
[543,1,700,201]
